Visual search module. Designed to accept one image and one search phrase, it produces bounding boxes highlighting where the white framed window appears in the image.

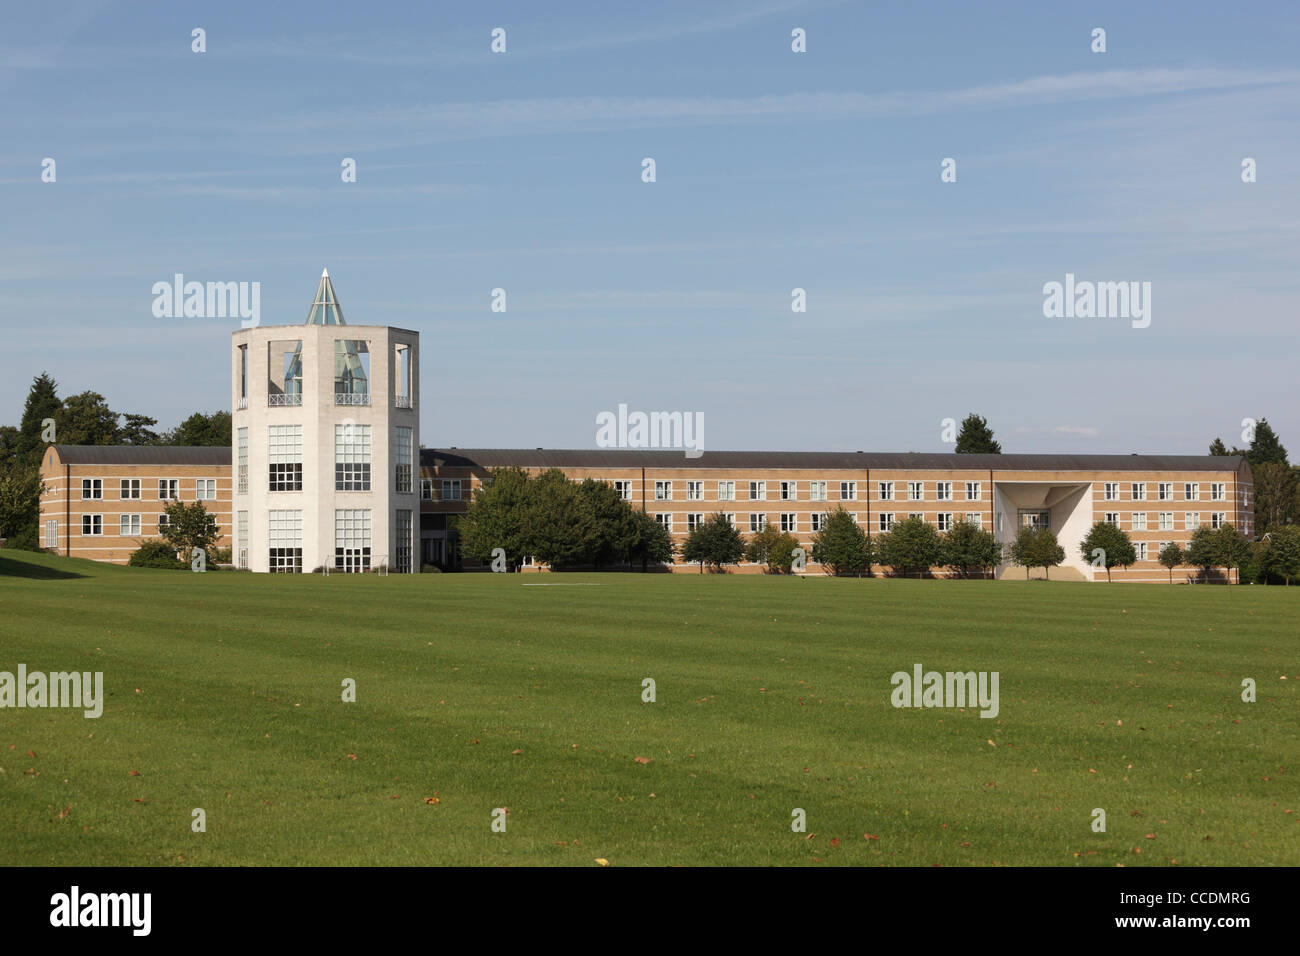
[82,478,102,500]
[1158,482,1173,501]
[964,512,982,528]
[936,482,952,502]
[685,481,702,501]
[878,513,894,532]
[655,513,673,533]
[119,514,141,536]
[1131,482,1146,500]
[1210,482,1226,501]
[394,426,413,494]
[937,513,954,532]
[45,520,58,548]
[268,509,303,573]
[840,481,856,501]
[749,513,767,532]
[907,481,923,501]
[811,512,828,532]
[268,425,303,492]
[237,511,248,569]
[237,427,249,494]
[157,513,169,533]
[614,480,634,501]
[965,482,981,501]
[1184,483,1199,501]
[81,514,102,536]
[421,478,433,500]
[749,481,765,501]
[1211,512,1227,529]
[1134,542,1147,561]
[687,513,706,531]
[334,424,372,492]
[196,478,217,500]
[1186,511,1200,530]
[722,513,736,527]
[909,513,924,522]
[1131,512,1148,531]
[1104,482,1119,501]
[717,480,735,501]
[395,509,412,574]
[334,509,371,573]
[1158,512,1174,531]
[442,479,461,501]
[1105,512,1120,525]
[780,513,797,533]
[809,481,827,502]
[120,479,141,500]
[158,478,179,500]
[656,480,673,501]
[878,481,894,501]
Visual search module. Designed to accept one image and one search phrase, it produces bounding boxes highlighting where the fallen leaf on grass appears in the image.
[595,858,609,867]
[57,806,71,819]
[511,749,522,755]
[633,756,652,765]
[425,797,440,805]
[127,770,141,776]
[829,838,840,848]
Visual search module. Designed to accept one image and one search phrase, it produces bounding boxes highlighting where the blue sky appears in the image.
[2,0,1297,454]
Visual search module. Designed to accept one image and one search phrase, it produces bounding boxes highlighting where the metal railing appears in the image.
[335,392,371,406]
[394,395,412,409]
[268,393,302,406]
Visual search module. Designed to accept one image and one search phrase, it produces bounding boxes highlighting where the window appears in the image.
[878,513,895,532]
[82,479,102,500]
[1186,512,1200,530]
[268,510,303,573]
[908,481,923,501]
[394,343,412,409]
[196,479,217,500]
[717,481,735,501]
[1134,542,1147,561]
[119,514,141,536]
[656,480,673,501]
[395,509,412,574]
[810,481,827,502]
[749,481,765,501]
[334,340,371,404]
[158,513,169,533]
[936,482,953,502]
[687,513,706,531]
[1158,482,1173,501]
[442,480,461,501]
[238,344,248,401]
[421,478,433,501]
[840,481,856,501]
[1158,512,1174,531]
[158,479,179,500]
[723,513,737,528]
[1131,482,1146,500]
[268,425,303,492]
[749,514,767,532]
[685,481,702,501]
[964,513,982,528]
[120,479,141,500]
[937,513,954,532]
[965,482,981,501]
[909,513,924,522]
[1184,483,1199,501]
[613,480,633,500]
[1104,482,1119,501]
[237,427,248,494]
[811,513,828,532]
[780,481,797,501]
[878,481,894,501]
[44,520,57,549]
[1210,482,1226,501]
[394,427,413,493]
[334,509,371,572]
[237,511,248,569]
[780,513,798,533]
[81,514,102,536]
[1132,512,1147,531]
[655,513,673,533]
[1211,512,1227,529]
[1105,512,1120,525]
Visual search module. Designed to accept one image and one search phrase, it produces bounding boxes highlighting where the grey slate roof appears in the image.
[52,444,231,466]
[419,448,1245,472]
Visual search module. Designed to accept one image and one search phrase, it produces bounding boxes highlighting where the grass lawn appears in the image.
[1,549,1296,866]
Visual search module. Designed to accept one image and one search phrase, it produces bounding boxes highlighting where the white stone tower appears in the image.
[230,270,419,572]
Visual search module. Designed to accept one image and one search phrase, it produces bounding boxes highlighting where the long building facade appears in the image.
[36,272,1254,582]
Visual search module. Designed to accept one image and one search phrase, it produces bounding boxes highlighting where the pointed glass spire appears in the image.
[305,268,346,325]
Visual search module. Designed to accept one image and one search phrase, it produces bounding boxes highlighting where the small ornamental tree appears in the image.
[1184,525,1218,582]
[682,513,744,573]
[1213,523,1251,585]
[159,499,219,567]
[1261,526,1300,585]
[628,509,675,570]
[940,518,1001,578]
[876,515,942,577]
[1079,521,1137,583]
[810,507,871,576]
[1157,541,1184,583]
[1006,525,1037,580]
[457,466,531,570]
[745,526,800,574]
[1029,528,1066,580]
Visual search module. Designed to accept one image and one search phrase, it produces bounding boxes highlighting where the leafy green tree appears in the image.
[940,518,1002,578]
[0,426,18,470]
[1213,523,1251,585]
[1006,526,1037,579]
[163,411,232,447]
[1250,462,1297,533]
[523,469,593,569]
[1260,526,1300,585]
[628,509,674,570]
[159,500,219,567]
[682,513,744,572]
[1078,521,1137,582]
[16,372,61,465]
[0,466,43,550]
[55,391,119,446]
[1184,526,1218,583]
[1247,418,1288,467]
[128,539,187,570]
[1208,437,1229,456]
[119,413,160,446]
[457,467,532,570]
[746,525,801,574]
[954,413,1002,454]
[810,507,871,576]
[574,478,639,568]
[876,515,942,576]
[1008,526,1064,580]
[1157,541,1184,583]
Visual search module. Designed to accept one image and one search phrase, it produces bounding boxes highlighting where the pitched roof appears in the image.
[305,268,346,325]
[51,444,231,466]
[419,448,1245,472]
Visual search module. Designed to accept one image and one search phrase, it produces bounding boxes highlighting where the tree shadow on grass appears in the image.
[0,552,88,579]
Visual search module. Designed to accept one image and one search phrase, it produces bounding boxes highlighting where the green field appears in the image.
[1,549,1296,866]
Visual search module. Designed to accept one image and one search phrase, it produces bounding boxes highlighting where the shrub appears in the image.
[1078,521,1137,582]
[745,526,800,574]
[421,564,442,573]
[940,519,1001,578]
[876,516,942,576]
[128,539,186,570]
[682,513,744,572]
[811,507,871,576]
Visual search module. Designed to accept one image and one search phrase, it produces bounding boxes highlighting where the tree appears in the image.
[1260,527,1300,585]
[1184,526,1218,583]
[159,500,219,567]
[16,372,61,465]
[457,467,532,570]
[0,467,44,550]
[1213,523,1251,585]
[1008,526,1064,580]
[55,391,120,447]
[1247,418,1288,467]
[523,469,594,569]
[0,426,18,471]
[1157,541,1184,583]
[119,413,160,446]
[954,413,1002,454]
[746,526,801,574]
[810,507,871,576]
[1078,521,1137,582]
[163,411,232,447]
[574,478,638,568]
[1208,437,1229,456]
[940,518,1002,578]
[628,509,674,570]
[1250,462,1298,533]
[876,516,942,576]
[682,513,744,572]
